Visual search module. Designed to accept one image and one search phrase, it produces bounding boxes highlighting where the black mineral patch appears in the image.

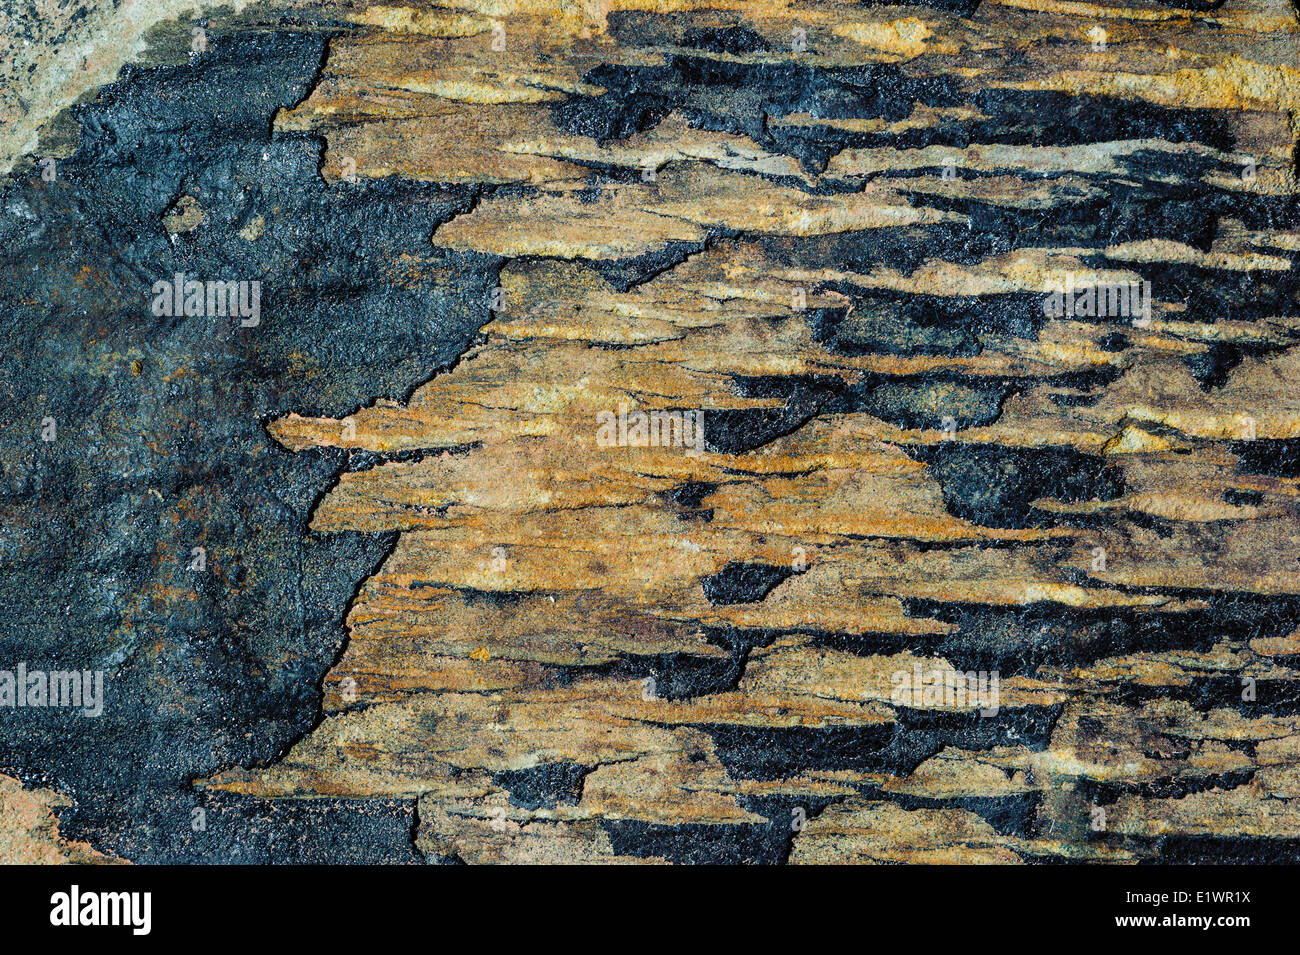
[680,25,771,55]
[494,762,591,810]
[704,722,898,779]
[905,444,1125,529]
[601,818,788,864]
[900,592,1300,676]
[701,561,797,605]
[0,27,493,862]
[1228,437,1300,478]
[854,375,1016,431]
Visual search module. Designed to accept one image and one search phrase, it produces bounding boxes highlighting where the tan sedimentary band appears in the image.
[0,774,124,864]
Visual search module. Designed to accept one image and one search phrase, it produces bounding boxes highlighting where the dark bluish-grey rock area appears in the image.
[0,26,494,862]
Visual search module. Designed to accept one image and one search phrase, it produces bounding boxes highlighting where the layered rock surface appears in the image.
[5,0,1300,862]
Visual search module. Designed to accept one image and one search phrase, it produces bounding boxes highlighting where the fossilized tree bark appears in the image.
[9,0,1300,864]
[176,0,1300,863]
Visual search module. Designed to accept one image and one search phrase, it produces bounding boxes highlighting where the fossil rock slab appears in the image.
[3,0,1300,863]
